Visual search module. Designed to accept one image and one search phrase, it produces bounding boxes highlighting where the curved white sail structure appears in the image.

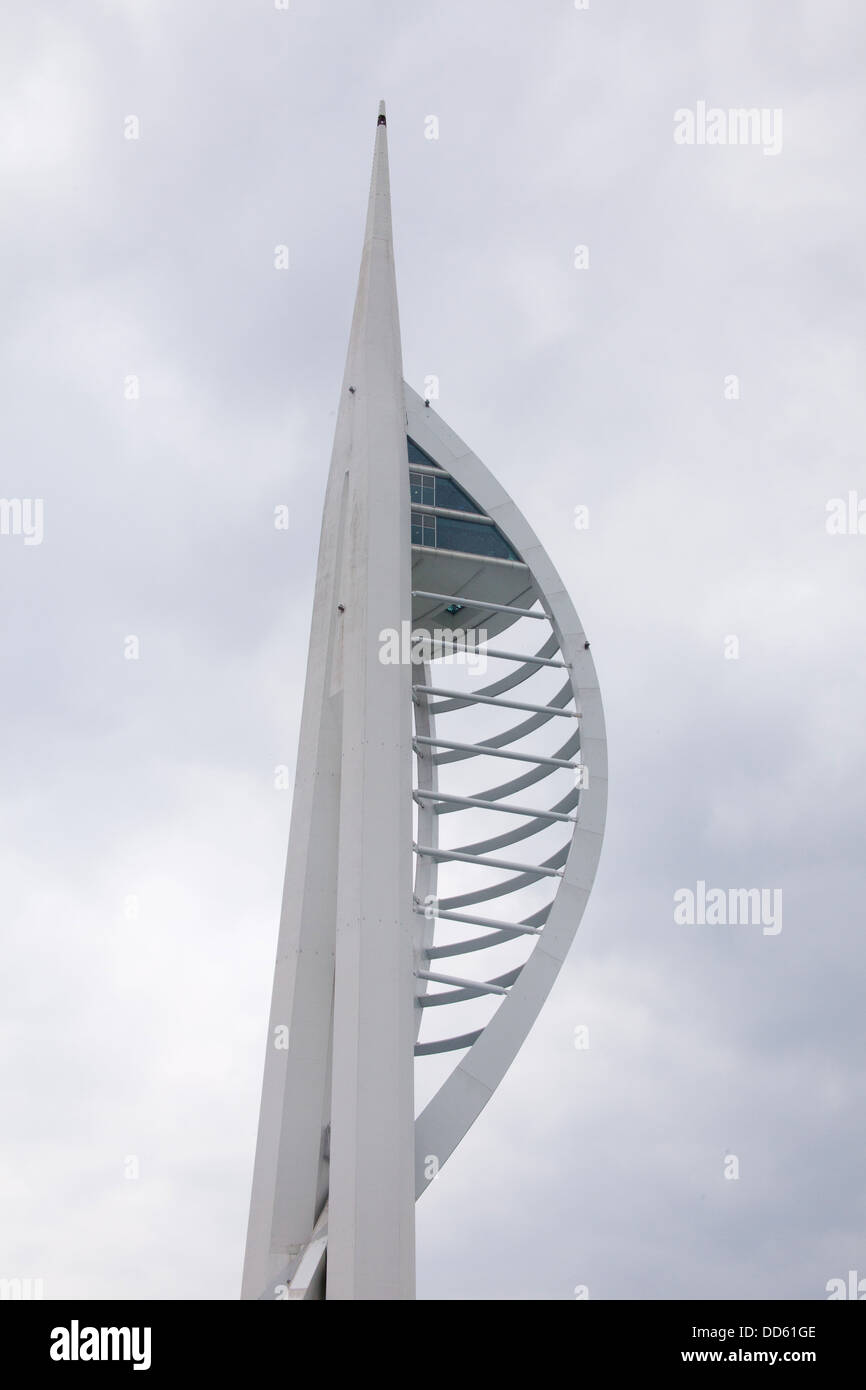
[241,105,606,1302]
[405,384,607,1200]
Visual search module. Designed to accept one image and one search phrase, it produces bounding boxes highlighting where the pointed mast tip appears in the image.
[377,100,386,125]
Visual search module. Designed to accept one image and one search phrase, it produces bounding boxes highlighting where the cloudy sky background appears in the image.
[1,0,864,1299]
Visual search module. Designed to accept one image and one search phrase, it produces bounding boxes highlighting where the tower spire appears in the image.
[324,98,415,1301]
[242,103,415,1302]
[340,98,402,405]
[242,102,608,1305]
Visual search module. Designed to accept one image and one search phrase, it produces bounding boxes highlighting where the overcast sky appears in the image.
[1,0,864,1300]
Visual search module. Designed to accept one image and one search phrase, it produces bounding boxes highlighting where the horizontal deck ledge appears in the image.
[412,590,547,619]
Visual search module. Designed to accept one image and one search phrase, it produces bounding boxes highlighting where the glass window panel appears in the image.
[435,516,517,560]
[408,437,440,469]
[434,476,483,515]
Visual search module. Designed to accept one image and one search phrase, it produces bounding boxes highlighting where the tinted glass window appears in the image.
[410,471,435,506]
[411,511,436,547]
[435,516,517,560]
[408,438,440,469]
[434,476,482,515]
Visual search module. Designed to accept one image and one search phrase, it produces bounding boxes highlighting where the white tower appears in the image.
[241,104,607,1302]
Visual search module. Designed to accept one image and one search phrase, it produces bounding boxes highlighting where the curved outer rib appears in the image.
[405,383,608,1198]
